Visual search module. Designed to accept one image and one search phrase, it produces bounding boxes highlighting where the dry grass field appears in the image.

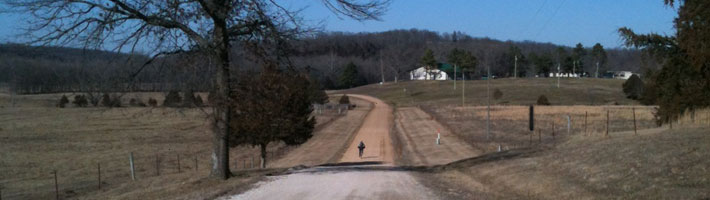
[433,126,710,199]
[342,78,638,107]
[0,92,346,199]
[424,105,660,152]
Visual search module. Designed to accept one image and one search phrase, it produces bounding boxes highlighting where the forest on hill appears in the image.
[0,29,658,93]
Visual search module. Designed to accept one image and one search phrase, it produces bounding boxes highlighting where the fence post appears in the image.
[53,170,59,200]
[97,163,101,190]
[129,152,136,181]
[584,111,589,135]
[177,154,181,173]
[155,155,160,176]
[552,122,556,140]
[633,108,638,136]
[566,115,571,135]
[529,131,532,146]
[606,110,610,137]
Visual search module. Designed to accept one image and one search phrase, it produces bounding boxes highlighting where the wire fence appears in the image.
[421,105,710,152]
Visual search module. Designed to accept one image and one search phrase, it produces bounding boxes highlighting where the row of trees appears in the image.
[290,29,658,88]
[1,29,654,93]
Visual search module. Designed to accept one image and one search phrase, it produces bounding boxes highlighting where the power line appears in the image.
[534,0,567,39]
[518,0,548,38]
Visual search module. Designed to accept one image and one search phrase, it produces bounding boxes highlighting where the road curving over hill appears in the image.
[223,94,442,200]
[337,94,396,164]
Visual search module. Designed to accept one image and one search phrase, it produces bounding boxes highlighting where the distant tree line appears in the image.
[0,29,659,93]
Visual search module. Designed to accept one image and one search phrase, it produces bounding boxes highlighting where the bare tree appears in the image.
[2,0,388,180]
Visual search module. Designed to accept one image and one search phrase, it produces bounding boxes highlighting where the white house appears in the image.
[549,73,582,78]
[613,71,634,79]
[409,67,449,80]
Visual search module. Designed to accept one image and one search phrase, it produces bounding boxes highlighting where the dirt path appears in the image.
[338,94,395,164]
[269,97,372,168]
[224,95,444,200]
[394,107,479,165]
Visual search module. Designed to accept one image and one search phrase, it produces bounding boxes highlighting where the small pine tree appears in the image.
[194,95,204,107]
[148,98,158,107]
[129,98,138,106]
[537,95,551,105]
[493,88,503,101]
[339,94,350,105]
[110,95,122,107]
[207,90,217,106]
[58,95,69,108]
[73,95,88,107]
[182,90,196,107]
[163,91,182,107]
[101,93,112,107]
[623,74,644,100]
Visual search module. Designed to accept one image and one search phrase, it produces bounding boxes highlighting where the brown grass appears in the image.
[0,92,342,199]
[340,78,638,107]
[437,126,710,199]
[422,105,661,152]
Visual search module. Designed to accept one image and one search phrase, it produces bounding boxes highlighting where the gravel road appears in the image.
[224,94,441,200]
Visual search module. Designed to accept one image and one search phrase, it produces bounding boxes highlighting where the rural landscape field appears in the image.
[1,0,710,199]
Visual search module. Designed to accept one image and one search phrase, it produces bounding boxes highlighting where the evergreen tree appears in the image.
[623,74,644,100]
[58,95,69,108]
[73,95,88,107]
[592,43,607,77]
[338,62,364,89]
[163,91,182,107]
[229,68,316,168]
[420,49,437,80]
[572,43,586,74]
[618,0,710,123]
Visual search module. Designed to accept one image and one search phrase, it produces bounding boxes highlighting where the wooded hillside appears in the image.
[0,29,658,93]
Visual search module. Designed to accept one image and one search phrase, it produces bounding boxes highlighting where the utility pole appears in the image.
[595,61,600,78]
[454,64,457,90]
[462,71,465,107]
[380,52,385,84]
[486,63,491,140]
[573,60,576,77]
[557,63,561,88]
[514,55,518,78]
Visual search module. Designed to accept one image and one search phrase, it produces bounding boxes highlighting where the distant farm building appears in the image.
[602,71,635,79]
[409,63,452,80]
[549,73,583,78]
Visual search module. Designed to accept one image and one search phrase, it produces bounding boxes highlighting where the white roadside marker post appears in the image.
[435,129,441,145]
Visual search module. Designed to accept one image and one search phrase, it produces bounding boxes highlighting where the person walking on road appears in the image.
[357,141,366,158]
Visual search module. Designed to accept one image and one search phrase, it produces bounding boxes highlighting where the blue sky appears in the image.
[0,0,677,49]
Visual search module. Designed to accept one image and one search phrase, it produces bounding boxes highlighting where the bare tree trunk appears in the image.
[260,144,267,169]
[210,21,231,180]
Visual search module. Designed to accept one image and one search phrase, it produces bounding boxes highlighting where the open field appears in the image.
[423,105,660,152]
[341,78,638,107]
[430,126,710,199]
[0,92,353,199]
[392,107,480,166]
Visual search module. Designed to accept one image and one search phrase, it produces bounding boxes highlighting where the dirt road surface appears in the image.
[222,166,438,200]
[394,107,479,165]
[224,95,443,200]
[338,94,395,164]
[269,97,372,168]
